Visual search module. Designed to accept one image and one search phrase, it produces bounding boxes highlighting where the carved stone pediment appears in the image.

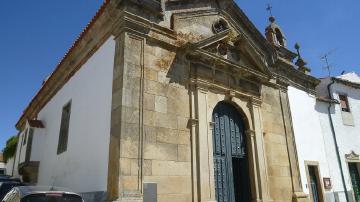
[185,29,272,82]
[201,40,266,75]
[346,151,360,161]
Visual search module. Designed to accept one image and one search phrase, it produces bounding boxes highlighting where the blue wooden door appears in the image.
[349,163,360,202]
[213,102,251,202]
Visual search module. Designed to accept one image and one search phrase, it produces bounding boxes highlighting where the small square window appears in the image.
[339,94,350,112]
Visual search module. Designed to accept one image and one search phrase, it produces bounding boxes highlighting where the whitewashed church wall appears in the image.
[34,37,115,194]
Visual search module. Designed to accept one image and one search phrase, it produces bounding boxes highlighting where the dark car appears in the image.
[0,182,25,201]
[0,176,9,180]
[1,186,84,202]
[0,177,21,183]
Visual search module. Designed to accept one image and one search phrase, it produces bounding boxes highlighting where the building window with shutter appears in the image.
[339,94,350,112]
[57,101,72,154]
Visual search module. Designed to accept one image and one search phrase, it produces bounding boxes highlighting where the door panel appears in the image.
[213,102,250,202]
[349,163,360,202]
[308,166,320,202]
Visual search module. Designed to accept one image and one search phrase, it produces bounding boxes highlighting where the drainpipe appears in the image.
[327,79,349,202]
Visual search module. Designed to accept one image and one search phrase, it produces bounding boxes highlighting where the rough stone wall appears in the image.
[261,85,295,202]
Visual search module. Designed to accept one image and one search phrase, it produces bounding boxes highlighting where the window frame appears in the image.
[57,100,72,155]
[339,94,351,112]
[22,129,28,146]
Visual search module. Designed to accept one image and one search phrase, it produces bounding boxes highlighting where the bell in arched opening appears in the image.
[265,16,287,48]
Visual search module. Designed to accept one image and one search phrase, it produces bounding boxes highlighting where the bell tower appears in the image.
[265,5,287,48]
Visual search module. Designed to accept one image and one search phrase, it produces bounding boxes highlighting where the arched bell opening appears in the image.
[275,28,285,47]
[212,101,252,202]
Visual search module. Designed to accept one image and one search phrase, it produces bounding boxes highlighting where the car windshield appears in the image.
[21,193,82,202]
[0,183,23,199]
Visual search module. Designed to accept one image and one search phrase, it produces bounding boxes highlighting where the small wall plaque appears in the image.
[323,177,332,190]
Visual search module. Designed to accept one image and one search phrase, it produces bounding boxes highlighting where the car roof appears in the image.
[0,178,20,183]
[15,186,81,198]
[0,181,23,186]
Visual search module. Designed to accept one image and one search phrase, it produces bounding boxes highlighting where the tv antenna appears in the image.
[320,49,337,77]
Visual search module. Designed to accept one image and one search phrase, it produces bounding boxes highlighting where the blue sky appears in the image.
[0,1,359,149]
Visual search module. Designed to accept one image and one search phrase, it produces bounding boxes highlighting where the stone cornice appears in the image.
[113,11,178,49]
[185,47,270,82]
[115,0,163,17]
[272,57,320,94]
[189,78,261,101]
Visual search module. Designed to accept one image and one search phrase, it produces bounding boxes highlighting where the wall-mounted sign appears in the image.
[323,177,332,189]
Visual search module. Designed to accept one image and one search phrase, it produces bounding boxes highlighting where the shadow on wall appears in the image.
[315,101,335,115]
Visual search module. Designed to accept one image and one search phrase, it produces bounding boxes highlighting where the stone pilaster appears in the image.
[278,88,307,202]
[250,100,273,202]
[192,85,216,202]
[108,32,146,202]
[245,129,261,202]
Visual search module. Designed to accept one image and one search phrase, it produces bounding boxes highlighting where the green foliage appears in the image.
[2,136,18,163]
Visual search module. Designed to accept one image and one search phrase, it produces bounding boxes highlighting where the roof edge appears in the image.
[15,0,110,130]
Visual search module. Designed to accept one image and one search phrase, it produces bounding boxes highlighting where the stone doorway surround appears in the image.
[345,150,360,202]
[304,161,326,202]
[188,78,272,202]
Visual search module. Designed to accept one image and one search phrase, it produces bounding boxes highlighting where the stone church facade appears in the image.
[13,0,321,202]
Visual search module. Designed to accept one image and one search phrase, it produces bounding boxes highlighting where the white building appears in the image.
[290,72,360,202]
[4,157,15,176]
[0,153,5,175]
[11,37,115,201]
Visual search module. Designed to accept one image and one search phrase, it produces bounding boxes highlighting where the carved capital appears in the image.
[189,78,210,93]
[188,118,199,127]
[245,129,256,138]
[250,97,262,107]
[209,121,215,130]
